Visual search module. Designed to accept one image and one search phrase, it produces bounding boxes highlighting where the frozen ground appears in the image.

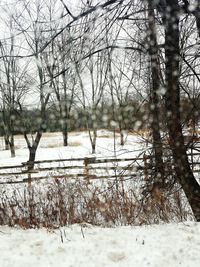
[0,222,199,267]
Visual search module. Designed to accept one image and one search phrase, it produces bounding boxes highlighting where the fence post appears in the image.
[28,172,32,187]
[27,161,32,188]
[84,157,96,183]
[84,157,90,183]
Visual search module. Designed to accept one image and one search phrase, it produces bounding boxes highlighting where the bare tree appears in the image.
[76,51,108,153]
[154,0,200,221]
[44,27,77,146]
[146,0,165,188]
[0,17,29,157]
[15,0,51,169]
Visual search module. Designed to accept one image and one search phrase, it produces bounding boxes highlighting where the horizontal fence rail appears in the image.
[0,155,148,185]
[0,148,200,186]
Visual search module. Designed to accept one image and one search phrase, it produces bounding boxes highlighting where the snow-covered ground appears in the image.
[0,130,148,184]
[0,130,146,166]
[0,222,199,267]
[0,130,199,267]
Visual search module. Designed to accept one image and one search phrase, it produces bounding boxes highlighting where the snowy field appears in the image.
[0,130,146,166]
[0,130,147,183]
[0,222,199,267]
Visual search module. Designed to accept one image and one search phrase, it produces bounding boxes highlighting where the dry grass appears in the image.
[68,141,81,147]
[42,132,62,138]
[98,134,112,138]
[41,142,63,148]
[128,129,151,137]
[70,130,86,136]
[0,176,193,229]
[40,140,81,148]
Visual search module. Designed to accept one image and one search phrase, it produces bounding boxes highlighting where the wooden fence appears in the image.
[0,155,150,186]
[0,149,200,186]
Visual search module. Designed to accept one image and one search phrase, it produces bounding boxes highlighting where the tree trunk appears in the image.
[193,0,200,37]
[89,128,97,154]
[4,135,9,150]
[165,0,200,221]
[27,147,37,171]
[63,130,68,147]
[119,128,125,146]
[148,1,165,186]
[91,128,97,154]
[62,118,69,146]
[24,131,42,171]
[92,142,96,154]
[118,117,125,146]
[9,135,15,158]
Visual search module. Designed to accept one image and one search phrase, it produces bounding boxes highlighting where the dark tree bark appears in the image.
[4,133,15,157]
[24,131,42,171]
[148,0,165,186]
[1,102,16,157]
[118,103,126,146]
[61,71,69,147]
[4,135,9,150]
[62,125,69,147]
[119,126,125,146]
[164,0,200,221]
[9,135,15,158]
[88,120,97,154]
[194,0,200,37]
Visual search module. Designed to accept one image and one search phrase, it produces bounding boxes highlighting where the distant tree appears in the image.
[44,27,77,147]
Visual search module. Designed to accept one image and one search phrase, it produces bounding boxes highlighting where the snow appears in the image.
[0,130,145,167]
[0,130,199,266]
[0,222,199,267]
